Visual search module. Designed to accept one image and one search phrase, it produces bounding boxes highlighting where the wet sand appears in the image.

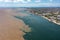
[0,9,26,40]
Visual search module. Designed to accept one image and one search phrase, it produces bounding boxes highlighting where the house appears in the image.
[57,15,60,22]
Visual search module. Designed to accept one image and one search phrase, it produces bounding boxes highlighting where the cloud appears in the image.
[0,2,60,7]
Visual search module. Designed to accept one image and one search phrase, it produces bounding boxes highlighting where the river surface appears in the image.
[15,11,60,40]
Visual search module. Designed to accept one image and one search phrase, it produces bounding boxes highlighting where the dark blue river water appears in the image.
[14,11,60,40]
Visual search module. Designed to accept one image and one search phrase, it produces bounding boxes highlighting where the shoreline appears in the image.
[41,16,60,25]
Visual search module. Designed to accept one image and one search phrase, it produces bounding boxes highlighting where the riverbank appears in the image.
[32,12,60,25]
[41,16,60,25]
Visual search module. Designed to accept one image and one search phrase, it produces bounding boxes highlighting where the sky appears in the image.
[0,0,60,7]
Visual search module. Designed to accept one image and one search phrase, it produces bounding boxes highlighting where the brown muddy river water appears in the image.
[0,8,31,40]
